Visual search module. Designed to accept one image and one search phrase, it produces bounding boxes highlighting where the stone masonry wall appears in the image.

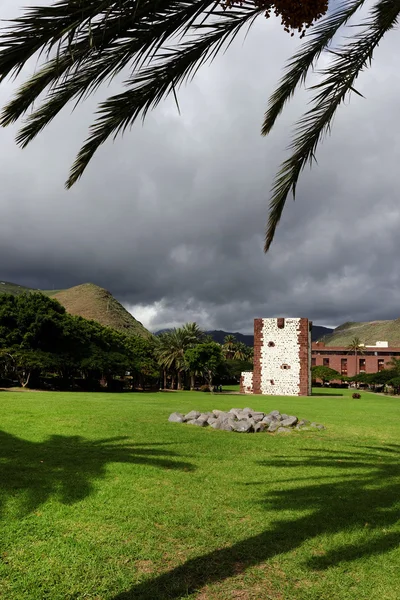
[243,317,311,396]
[240,371,253,394]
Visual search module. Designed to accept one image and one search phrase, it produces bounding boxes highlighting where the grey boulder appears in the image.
[233,420,253,433]
[229,408,242,417]
[235,411,248,420]
[268,421,281,433]
[213,409,227,417]
[184,410,201,421]
[193,418,209,427]
[216,412,232,423]
[220,421,235,432]
[262,415,277,424]
[168,412,184,423]
[254,422,267,433]
[281,416,298,428]
[212,417,236,430]
[250,412,265,423]
[269,410,281,418]
[198,413,210,422]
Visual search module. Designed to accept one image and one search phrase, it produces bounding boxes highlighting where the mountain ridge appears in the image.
[8,279,397,345]
[156,325,334,345]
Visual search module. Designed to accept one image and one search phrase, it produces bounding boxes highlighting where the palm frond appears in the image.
[0,0,260,187]
[264,0,400,252]
[262,0,368,136]
[0,0,118,81]
[1,0,216,128]
[65,6,261,187]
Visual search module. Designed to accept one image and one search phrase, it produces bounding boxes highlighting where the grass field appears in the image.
[1,388,400,599]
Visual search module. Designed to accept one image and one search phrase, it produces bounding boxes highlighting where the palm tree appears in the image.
[222,335,237,360]
[181,322,204,343]
[156,323,203,389]
[233,341,248,361]
[156,330,184,390]
[0,0,390,249]
[244,345,254,364]
[181,322,205,389]
[155,333,171,390]
[347,337,365,378]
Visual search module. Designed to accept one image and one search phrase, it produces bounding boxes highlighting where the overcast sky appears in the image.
[0,1,399,334]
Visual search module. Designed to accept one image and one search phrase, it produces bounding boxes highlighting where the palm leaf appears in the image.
[264,0,400,252]
[262,0,368,137]
[1,0,218,127]
[66,6,261,187]
[0,0,261,188]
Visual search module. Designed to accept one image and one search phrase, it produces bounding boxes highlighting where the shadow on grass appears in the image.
[0,430,194,517]
[112,444,400,599]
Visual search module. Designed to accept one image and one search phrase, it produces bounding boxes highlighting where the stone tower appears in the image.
[240,317,312,396]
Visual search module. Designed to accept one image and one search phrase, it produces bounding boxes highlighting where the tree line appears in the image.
[156,329,253,391]
[312,360,400,394]
[0,293,253,391]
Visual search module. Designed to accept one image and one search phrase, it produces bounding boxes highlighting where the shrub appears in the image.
[352,392,361,399]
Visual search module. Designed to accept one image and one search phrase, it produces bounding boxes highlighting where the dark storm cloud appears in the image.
[1,1,400,333]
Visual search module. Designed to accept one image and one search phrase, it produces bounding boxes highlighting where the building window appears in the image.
[268,341,275,347]
[312,358,316,366]
[341,358,347,376]
[323,358,329,367]
[280,364,291,370]
[359,358,366,373]
[378,359,385,372]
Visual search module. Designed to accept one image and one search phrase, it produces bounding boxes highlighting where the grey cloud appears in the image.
[0,4,399,333]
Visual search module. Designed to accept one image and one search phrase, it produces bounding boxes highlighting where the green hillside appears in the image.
[53,284,151,338]
[0,280,151,339]
[320,319,400,346]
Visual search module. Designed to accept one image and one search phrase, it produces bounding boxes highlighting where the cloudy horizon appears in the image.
[1,1,399,335]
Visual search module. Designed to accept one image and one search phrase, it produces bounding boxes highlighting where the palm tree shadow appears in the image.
[111,444,400,599]
[0,430,194,517]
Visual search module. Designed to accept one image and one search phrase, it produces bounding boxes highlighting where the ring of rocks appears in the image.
[168,408,325,433]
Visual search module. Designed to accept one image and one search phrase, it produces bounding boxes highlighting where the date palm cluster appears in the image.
[224,0,328,35]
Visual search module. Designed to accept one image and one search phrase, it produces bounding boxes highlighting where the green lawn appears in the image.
[1,388,400,599]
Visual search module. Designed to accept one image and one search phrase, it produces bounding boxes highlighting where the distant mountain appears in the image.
[208,326,334,345]
[0,280,151,339]
[320,319,400,346]
[206,330,254,346]
[155,325,334,345]
[312,325,334,341]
